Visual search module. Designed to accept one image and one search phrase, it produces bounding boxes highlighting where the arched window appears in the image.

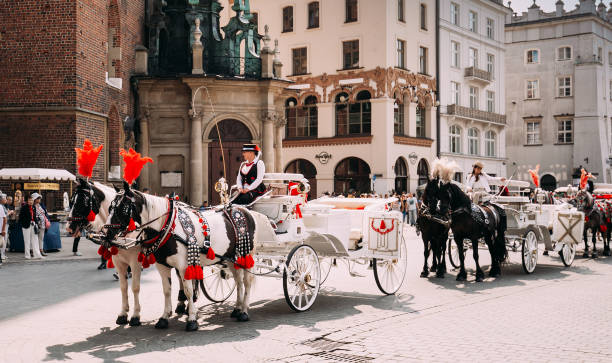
[286,96,318,139]
[336,90,371,136]
[468,127,480,155]
[394,157,408,194]
[394,92,404,135]
[334,157,371,195]
[416,106,425,137]
[417,159,429,187]
[449,125,461,154]
[106,0,122,88]
[485,130,497,157]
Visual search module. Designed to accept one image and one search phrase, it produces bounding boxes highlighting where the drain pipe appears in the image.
[435,0,441,157]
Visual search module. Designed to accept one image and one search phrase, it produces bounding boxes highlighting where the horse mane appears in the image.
[92,182,115,205]
[137,192,169,231]
[447,182,471,209]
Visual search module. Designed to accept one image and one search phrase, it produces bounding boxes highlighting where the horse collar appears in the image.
[141,198,177,255]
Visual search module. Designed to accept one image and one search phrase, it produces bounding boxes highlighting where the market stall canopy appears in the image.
[0,168,76,181]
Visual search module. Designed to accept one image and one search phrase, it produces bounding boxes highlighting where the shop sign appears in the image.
[24,182,60,191]
[408,153,418,165]
[315,151,332,164]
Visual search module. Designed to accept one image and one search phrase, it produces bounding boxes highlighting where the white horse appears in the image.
[104,182,272,331]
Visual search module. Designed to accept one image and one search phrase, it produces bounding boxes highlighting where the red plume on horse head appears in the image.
[528,164,540,188]
[75,139,103,178]
[580,168,595,191]
[119,148,153,185]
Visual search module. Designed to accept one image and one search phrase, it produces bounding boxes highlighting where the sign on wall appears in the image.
[161,172,182,188]
[24,182,60,191]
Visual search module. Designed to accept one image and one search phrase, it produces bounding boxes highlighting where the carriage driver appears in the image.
[466,161,505,204]
[233,144,266,205]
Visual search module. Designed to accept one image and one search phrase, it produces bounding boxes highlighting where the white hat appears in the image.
[31,192,42,200]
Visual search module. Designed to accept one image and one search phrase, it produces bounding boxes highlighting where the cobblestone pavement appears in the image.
[0,227,611,362]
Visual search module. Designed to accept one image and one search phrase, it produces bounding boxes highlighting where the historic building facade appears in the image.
[439,0,510,182]
[250,0,438,196]
[505,0,612,190]
[0,0,144,208]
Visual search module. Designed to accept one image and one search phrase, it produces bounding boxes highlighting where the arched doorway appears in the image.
[417,158,429,187]
[334,157,371,195]
[208,119,253,205]
[394,157,408,194]
[540,174,557,192]
[285,159,317,199]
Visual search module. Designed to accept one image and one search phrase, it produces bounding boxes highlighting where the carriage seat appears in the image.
[250,195,304,224]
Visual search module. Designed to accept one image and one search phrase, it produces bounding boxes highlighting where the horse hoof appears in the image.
[543,250,549,256]
[592,252,598,258]
[420,271,429,278]
[583,252,589,258]
[435,272,445,279]
[129,317,141,327]
[238,312,250,322]
[604,250,611,256]
[116,315,128,325]
[230,308,241,318]
[456,274,466,282]
[430,265,437,272]
[475,276,484,282]
[489,271,500,278]
[175,304,186,315]
[155,318,169,329]
[185,320,198,331]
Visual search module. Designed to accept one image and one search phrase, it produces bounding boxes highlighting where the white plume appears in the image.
[430,158,459,183]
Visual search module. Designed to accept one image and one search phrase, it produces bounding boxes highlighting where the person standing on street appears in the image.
[400,194,408,224]
[408,193,418,226]
[32,193,49,257]
[19,194,43,259]
[0,194,7,264]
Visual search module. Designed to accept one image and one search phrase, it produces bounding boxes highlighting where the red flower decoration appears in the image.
[120,148,153,185]
[75,139,103,178]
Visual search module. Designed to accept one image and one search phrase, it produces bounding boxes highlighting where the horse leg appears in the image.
[456,237,467,281]
[473,238,485,282]
[230,268,245,319]
[583,228,589,258]
[180,272,198,331]
[435,239,445,278]
[154,264,172,329]
[605,226,611,256]
[114,260,129,325]
[237,270,254,322]
[592,228,598,258]
[420,240,430,278]
[128,254,142,326]
[174,269,187,315]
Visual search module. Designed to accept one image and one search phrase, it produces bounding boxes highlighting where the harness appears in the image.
[140,198,177,256]
[223,207,255,269]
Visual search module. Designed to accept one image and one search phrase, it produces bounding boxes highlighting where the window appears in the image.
[420,4,427,30]
[526,120,541,145]
[398,0,405,22]
[450,2,459,25]
[343,40,359,69]
[557,119,573,144]
[335,90,371,136]
[419,46,428,74]
[469,86,478,109]
[469,11,478,33]
[346,0,358,23]
[394,94,404,135]
[469,47,478,68]
[526,49,539,64]
[451,41,460,68]
[292,47,308,75]
[487,53,494,75]
[449,125,462,153]
[526,80,539,99]
[106,0,122,86]
[598,47,603,62]
[454,172,463,183]
[308,2,320,29]
[557,76,572,97]
[416,106,425,137]
[557,46,572,61]
[282,6,293,33]
[451,81,460,105]
[286,96,318,138]
[485,130,496,157]
[396,39,406,69]
[486,18,494,39]
[486,91,494,112]
[468,128,480,156]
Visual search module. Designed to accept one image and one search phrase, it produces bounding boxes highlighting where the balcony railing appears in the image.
[446,104,506,125]
[207,56,262,78]
[464,66,492,83]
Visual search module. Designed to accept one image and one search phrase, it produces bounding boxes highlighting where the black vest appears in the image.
[240,161,265,193]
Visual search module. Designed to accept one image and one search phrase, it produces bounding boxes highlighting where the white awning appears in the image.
[0,168,76,181]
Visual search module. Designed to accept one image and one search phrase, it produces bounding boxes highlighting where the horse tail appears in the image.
[494,206,508,263]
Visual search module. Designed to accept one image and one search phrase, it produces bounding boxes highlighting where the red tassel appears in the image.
[203,224,207,230]
[128,218,136,232]
[245,254,254,269]
[601,225,608,232]
[103,251,112,261]
[98,245,107,256]
[148,254,156,264]
[608,218,610,223]
[197,266,204,280]
[138,252,145,262]
[107,258,114,268]
[87,210,96,222]
[234,256,245,270]
[142,260,150,269]
[184,266,194,280]
[585,216,590,222]
[207,247,215,260]
[199,218,203,223]
[110,246,119,255]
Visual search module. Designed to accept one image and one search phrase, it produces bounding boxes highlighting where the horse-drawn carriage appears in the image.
[200,173,408,312]
[447,179,584,274]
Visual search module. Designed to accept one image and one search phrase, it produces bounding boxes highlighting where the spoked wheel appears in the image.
[319,258,333,285]
[200,264,236,303]
[560,243,576,267]
[521,230,539,274]
[283,244,321,312]
[448,237,461,268]
[373,237,408,295]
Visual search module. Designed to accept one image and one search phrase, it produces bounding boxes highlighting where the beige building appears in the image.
[249,0,439,196]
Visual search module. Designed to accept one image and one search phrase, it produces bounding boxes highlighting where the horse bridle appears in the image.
[68,185,99,228]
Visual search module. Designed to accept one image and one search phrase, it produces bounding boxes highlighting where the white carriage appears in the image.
[201,173,408,312]
[447,179,584,274]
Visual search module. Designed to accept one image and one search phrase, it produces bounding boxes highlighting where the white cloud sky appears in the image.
[505,0,581,13]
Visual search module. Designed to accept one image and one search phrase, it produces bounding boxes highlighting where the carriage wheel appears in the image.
[560,243,576,267]
[521,230,538,274]
[283,244,321,312]
[200,264,236,303]
[319,258,333,285]
[373,236,408,295]
[447,237,461,269]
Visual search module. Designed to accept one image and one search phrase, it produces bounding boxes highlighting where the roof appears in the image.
[0,168,76,181]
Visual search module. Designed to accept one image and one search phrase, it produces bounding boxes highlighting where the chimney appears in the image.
[597,0,606,17]
[556,0,565,16]
[528,0,540,21]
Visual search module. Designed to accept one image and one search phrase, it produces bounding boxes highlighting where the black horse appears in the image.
[417,177,450,278]
[573,190,607,258]
[438,182,507,282]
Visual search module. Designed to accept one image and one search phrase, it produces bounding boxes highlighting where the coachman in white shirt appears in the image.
[233,144,266,205]
[466,161,505,204]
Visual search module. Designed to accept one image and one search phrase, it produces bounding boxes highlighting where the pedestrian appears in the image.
[3,195,14,260]
[400,194,408,223]
[72,236,82,256]
[0,194,7,264]
[408,193,418,226]
[19,194,43,259]
[32,193,50,257]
